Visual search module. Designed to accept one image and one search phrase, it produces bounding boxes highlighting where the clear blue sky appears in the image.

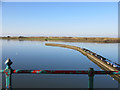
[2,2,118,37]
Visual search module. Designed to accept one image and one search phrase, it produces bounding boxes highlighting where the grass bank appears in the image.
[0,36,119,43]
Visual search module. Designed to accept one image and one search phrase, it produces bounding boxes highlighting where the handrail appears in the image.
[0,58,120,90]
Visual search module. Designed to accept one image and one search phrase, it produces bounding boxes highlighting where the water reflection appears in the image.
[1,40,118,88]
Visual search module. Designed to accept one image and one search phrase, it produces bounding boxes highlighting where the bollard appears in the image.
[88,68,95,90]
[4,58,13,90]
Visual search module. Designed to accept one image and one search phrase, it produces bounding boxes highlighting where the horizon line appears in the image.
[0,35,120,38]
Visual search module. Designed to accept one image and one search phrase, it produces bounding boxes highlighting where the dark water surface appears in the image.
[1,40,118,88]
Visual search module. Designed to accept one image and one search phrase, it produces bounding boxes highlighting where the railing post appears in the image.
[5,58,13,90]
[88,68,95,90]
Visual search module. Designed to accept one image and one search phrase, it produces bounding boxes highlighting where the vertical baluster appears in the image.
[88,68,94,90]
[5,58,13,90]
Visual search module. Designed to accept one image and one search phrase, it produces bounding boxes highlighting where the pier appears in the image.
[45,43,120,82]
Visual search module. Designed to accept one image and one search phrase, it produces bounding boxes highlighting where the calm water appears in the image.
[1,40,119,88]
[0,40,2,89]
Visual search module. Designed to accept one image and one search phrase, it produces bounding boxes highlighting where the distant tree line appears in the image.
[6,36,25,38]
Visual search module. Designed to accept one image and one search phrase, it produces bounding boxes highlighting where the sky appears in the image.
[1,0,120,2]
[2,2,118,37]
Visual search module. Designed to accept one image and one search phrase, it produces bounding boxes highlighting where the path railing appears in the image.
[0,58,120,90]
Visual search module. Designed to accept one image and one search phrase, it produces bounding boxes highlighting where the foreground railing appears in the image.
[0,58,120,90]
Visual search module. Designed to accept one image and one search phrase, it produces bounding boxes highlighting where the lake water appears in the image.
[1,40,119,88]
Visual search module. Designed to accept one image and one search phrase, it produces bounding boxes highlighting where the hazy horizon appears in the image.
[0,35,118,38]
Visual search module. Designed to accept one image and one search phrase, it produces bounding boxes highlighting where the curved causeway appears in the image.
[45,43,120,82]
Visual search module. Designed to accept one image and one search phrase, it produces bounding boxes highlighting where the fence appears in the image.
[0,58,120,90]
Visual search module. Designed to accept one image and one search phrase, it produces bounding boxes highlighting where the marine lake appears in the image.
[1,40,119,88]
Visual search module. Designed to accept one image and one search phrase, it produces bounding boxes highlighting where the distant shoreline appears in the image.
[0,36,119,43]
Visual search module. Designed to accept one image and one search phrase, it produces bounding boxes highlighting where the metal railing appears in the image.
[0,58,120,90]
